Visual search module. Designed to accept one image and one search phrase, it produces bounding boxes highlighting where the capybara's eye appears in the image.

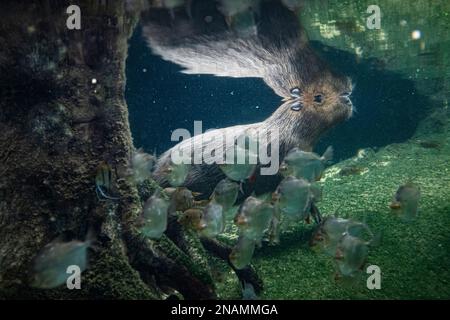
[290,87,301,98]
[313,94,324,104]
[290,101,303,111]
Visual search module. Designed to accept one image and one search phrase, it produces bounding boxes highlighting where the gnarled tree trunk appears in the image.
[0,0,220,299]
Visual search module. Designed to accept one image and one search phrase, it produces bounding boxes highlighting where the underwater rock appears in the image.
[140,192,170,239]
[31,235,92,289]
[355,148,376,160]
[28,102,73,152]
[229,235,256,270]
[212,178,239,211]
[199,201,225,237]
[234,196,274,244]
[280,146,333,182]
[389,182,421,221]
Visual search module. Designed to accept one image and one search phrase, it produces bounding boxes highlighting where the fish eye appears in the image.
[313,94,324,104]
[290,101,303,111]
[290,87,301,98]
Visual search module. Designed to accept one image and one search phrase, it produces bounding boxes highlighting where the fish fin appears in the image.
[225,15,233,28]
[96,185,120,201]
[95,186,105,201]
[85,226,97,245]
[310,183,322,201]
[239,181,245,194]
[321,146,334,163]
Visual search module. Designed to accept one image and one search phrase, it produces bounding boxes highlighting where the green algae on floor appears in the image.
[217,110,450,300]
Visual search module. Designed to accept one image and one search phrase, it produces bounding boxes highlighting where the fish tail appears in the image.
[96,185,120,201]
[85,226,97,245]
[239,182,245,194]
[322,146,334,163]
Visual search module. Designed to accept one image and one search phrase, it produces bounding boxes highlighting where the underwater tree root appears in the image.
[125,231,216,299]
[200,237,264,295]
[165,213,264,296]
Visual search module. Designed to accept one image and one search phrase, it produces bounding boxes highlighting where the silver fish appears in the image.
[229,234,256,270]
[212,178,239,211]
[163,160,190,187]
[275,176,321,220]
[127,149,156,184]
[31,234,92,289]
[199,201,225,237]
[235,196,273,244]
[219,145,257,183]
[280,146,333,182]
[140,192,169,239]
[335,233,369,277]
[389,182,420,221]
